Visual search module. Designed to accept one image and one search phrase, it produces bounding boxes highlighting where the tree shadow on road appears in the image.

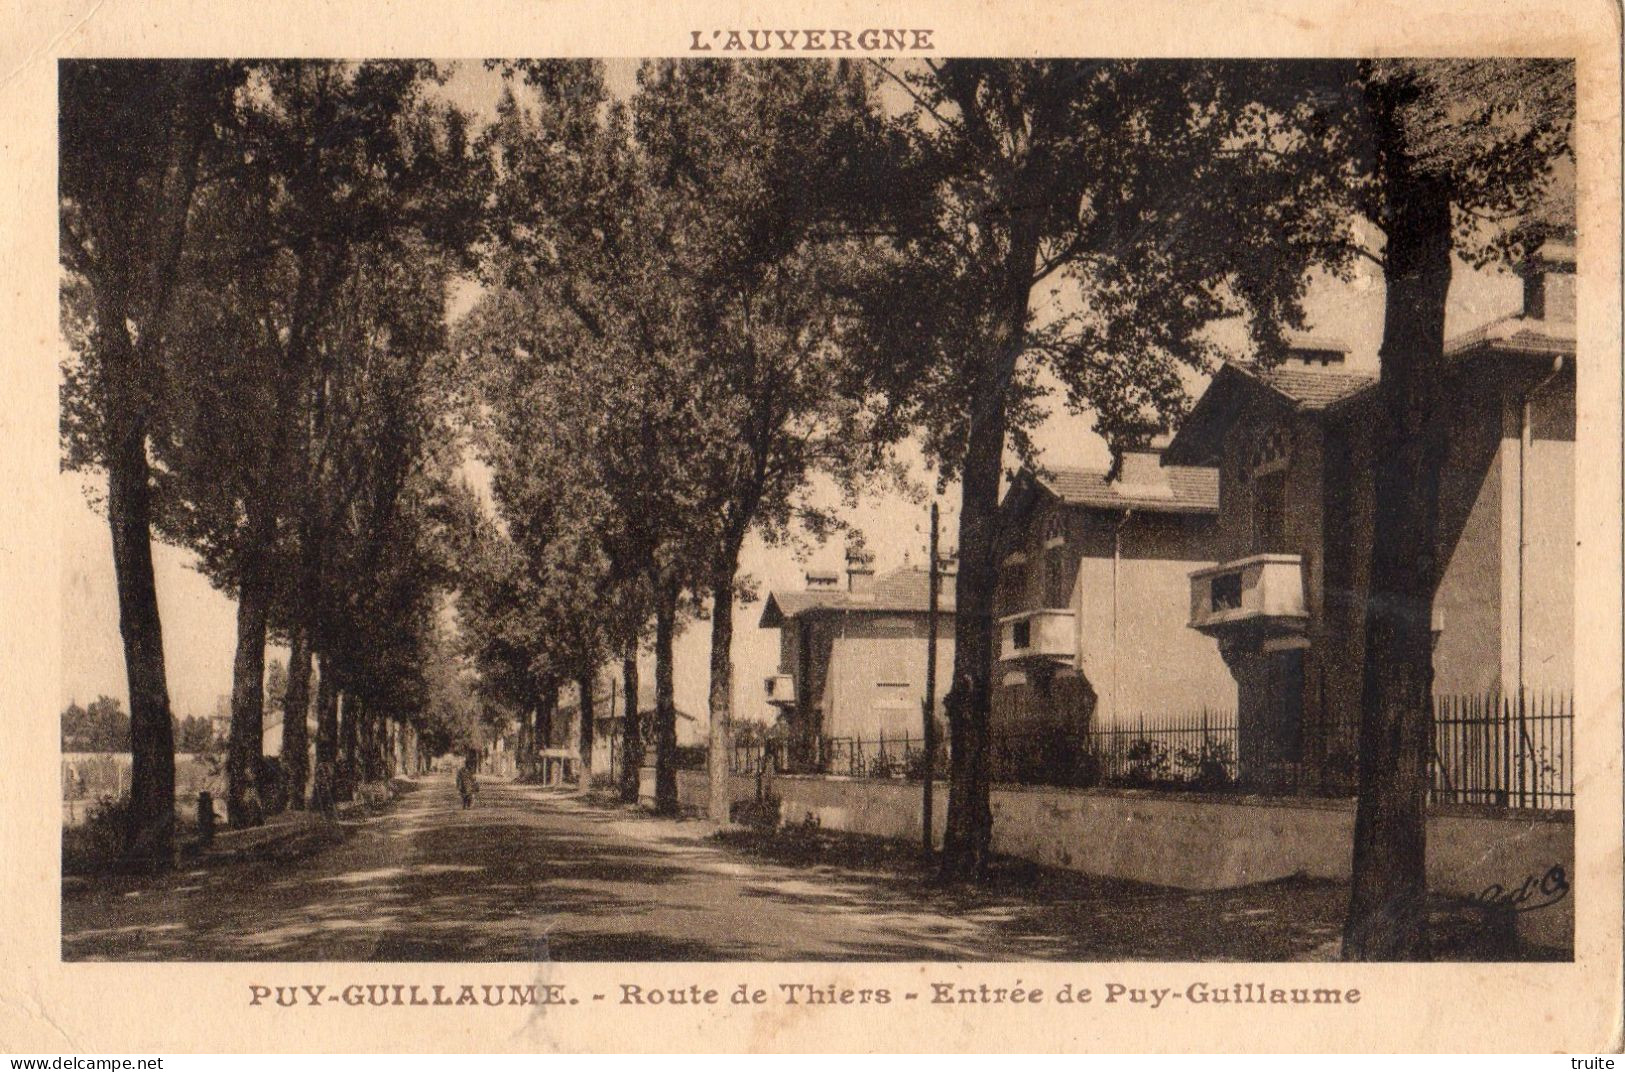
[709,827,1548,962]
[61,784,1554,963]
[64,817,742,961]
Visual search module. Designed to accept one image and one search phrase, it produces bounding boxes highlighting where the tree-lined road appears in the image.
[62,775,1363,962]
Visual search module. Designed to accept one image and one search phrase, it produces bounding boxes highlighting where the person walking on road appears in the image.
[456,753,480,810]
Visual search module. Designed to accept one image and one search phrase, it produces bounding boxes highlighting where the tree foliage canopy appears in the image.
[856,59,1367,470]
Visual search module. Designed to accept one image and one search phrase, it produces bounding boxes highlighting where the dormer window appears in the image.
[1251,423,1292,476]
[1042,513,1066,549]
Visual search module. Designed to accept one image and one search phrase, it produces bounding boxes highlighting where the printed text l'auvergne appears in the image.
[688,29,935,53]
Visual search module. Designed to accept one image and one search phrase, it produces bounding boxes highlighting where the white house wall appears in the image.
[825,635,954,742]
[1075,512,1238,728]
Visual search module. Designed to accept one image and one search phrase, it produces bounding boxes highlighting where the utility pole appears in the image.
[922,501,940,856]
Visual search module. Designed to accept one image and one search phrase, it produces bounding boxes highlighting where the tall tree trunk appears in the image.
[228,239,322,823]
[529,680,557,782]
[1343,78,1454,962]
[653,581,680,815]
[939,223,1040,883]
[619,648,642,804]
[351,700,367,783]
[75,63,220,869]
[281,624,312,810]
[533,681,557,752]
[576,671,595,792]
[361,708,376,782]
[105,400,177,869]
[226,510,276,829]
[339,690,359,798]
[313,659,338,815]
[283,505,324,810]
[366,709,386,782]
[706,555,739,823]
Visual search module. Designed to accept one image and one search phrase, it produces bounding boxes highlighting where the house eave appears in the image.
[1164,365,1255,465]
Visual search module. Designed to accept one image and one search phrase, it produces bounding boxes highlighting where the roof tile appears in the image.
[762,567,957,624]
[1036,464,1219,514]
[1233,362,1377,409]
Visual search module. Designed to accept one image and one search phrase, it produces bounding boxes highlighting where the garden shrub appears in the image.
[62,794,131,875]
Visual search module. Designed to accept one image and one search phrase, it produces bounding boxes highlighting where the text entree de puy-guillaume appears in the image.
[617,982,1362,1008]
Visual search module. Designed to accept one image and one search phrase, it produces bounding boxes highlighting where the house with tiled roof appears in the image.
[1166,241,1575,794]
[989,443,1236,780]
[759,549,955,772]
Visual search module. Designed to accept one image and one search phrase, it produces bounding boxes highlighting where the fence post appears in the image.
[1497,692,1510,808]
[1565,692,1574,808]
[1517,690,1530,810]
[197,791,215,845]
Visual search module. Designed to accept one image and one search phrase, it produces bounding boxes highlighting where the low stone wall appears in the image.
[765,773,948,844]
[662,769,1573,952]
[638,767,721,813]
[63,752,220,800]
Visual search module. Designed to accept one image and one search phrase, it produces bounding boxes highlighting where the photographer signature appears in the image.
[1472,863,1570,913]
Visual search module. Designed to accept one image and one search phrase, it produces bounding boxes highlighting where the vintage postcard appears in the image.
[0,0,1620,1055]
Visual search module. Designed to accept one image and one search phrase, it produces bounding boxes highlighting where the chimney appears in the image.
[1111,435,1174,498]
[804,569,839,590]
[1284,332,1352,367]
[1522,237,1576,323]
[845,540,876,593]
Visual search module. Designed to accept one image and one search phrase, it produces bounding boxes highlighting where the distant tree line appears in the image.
[61,697,214,754]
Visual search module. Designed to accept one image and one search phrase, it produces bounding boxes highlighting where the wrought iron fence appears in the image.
[1432,691,1572,810]
[731,739,779,775]
[760,691,1572,811]
[733,735,933,778]
[820,733,943,780]
[990,709,1242,792]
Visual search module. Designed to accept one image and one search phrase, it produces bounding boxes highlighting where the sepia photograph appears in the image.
[50,53,1588,973]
